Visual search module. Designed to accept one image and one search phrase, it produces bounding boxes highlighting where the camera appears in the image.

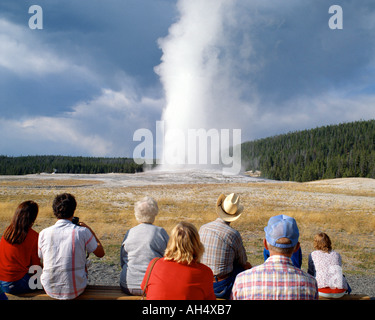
[72,217,79,225]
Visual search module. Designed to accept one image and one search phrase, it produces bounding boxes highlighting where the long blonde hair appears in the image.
[164,221,204,265]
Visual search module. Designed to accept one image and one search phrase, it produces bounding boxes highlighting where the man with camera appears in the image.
[38,193,105,300]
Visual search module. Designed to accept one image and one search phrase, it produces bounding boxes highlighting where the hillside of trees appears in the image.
[2,120,374,180]
[241,119,375,182]
[0,155,143,175]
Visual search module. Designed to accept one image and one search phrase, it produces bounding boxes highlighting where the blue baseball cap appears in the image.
[264,215,299,248]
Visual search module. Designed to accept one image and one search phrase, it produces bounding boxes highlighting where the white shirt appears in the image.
[308,250,348,290]
[38,219,98,299]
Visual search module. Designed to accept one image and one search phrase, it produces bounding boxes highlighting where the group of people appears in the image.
[0,192,351,300]
[0,193,104,300]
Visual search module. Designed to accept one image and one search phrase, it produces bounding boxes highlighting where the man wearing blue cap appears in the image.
[231,215,318,300]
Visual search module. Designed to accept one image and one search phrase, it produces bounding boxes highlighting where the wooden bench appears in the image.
[5,285,372,300]
[5,285,142,300]
[318,294,371,300]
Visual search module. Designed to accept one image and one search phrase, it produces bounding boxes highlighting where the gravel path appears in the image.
[344,274,375,298]
[87,262,121,286]
[87,262,375,299]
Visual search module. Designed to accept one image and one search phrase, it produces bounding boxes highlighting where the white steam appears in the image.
[155,0,253,172]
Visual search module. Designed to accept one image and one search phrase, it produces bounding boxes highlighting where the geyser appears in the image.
[154,0,245,175]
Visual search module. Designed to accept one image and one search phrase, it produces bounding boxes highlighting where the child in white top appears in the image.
[307,232,351,298]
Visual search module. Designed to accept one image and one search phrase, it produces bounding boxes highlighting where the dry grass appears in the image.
[1,175,374,274]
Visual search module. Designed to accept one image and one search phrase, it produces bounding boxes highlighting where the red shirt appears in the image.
[0,229,40,282]
[141,257,216,300]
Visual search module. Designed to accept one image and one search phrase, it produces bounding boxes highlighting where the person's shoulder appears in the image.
[305,271,318,285]
[195,262,214,277]
[129,223,145,232]
[150,256,164,267]
[198,261,213,271]
[133,223,158,230]
[145,224,169,240]
[29,228,39,237]
[329,250,342,259]
[153,224,168,233]
[233,266,258,282]
[76,224,93,235]
[296,266,317,281]
[132,223,167,235]
[310,250,321,257]
[201,218,231,230]
[221,222,241,237]
[199,220,215,229]
[39,224,55,235]
[28,228,40,241]
[158,226,169,239]
[38,225,57,244]
[71,225,94,242]
[330,249,340,255]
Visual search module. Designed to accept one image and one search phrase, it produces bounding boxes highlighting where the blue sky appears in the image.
[1,0,375,157]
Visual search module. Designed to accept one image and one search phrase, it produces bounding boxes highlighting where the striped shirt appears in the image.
[231,255,318,300]
[199,218,248,277]
[38,220,98,300]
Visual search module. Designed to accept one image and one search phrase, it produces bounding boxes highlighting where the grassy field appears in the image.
[1,174,374,275]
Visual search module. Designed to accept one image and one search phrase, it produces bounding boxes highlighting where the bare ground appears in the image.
[1,171,374,297]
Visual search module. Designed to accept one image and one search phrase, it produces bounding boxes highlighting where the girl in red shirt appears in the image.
[141,221,216,300]
[0,201,41,294]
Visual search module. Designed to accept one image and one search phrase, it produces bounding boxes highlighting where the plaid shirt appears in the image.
[199,218,248,277]
[231,255,318,300]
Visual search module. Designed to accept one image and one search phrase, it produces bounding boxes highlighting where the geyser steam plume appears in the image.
[155,0,252,173]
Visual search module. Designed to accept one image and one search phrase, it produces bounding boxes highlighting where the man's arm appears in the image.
[79,222,105,258]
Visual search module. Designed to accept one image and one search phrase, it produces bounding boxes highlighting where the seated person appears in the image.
[141,221,216,300]
[232,215,318,300]
[38,193,105,300]
[307,232,351,298]
[120,196,169,295]
[263,246,302,268]
[0,201,41,295]
[199,193,252,299]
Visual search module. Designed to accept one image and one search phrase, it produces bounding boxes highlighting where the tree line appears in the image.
[241,119,375,182]
[0,155,144,175]
[2,120,374,180]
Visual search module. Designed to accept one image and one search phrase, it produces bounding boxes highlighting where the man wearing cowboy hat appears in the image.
[199,193,252,299]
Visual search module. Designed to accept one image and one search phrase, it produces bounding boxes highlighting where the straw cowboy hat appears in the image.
[216,193,244,222]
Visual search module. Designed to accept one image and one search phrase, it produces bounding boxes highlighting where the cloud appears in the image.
[0,16,102,119]
[0,18,85,77]
[0,87,164,157]
[250,92,375,140]
[1,0,375,159]
[157,0,375,151]
[0,2,169,157]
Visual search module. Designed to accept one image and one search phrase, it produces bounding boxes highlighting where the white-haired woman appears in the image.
[120,196,169,296]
